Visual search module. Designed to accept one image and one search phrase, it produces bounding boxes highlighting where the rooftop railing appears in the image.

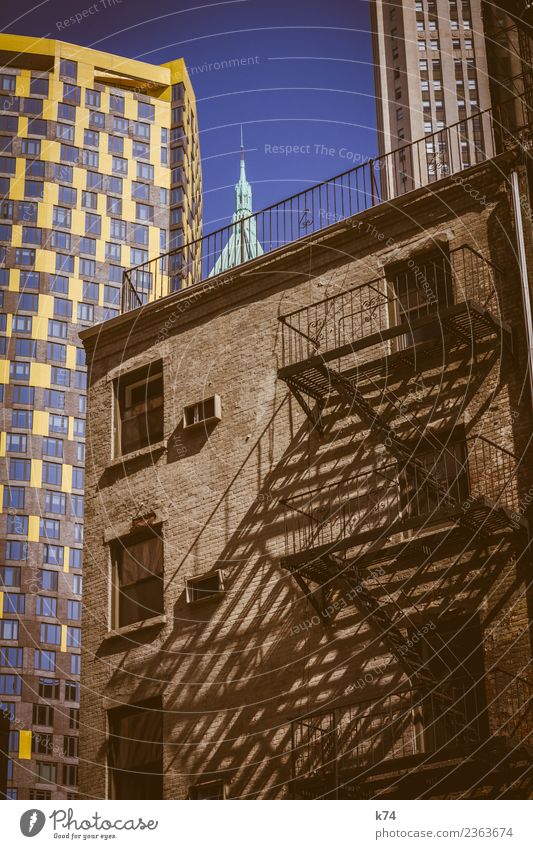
[121,91,533,314]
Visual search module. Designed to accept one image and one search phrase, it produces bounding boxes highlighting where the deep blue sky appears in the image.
[1,0,376,234]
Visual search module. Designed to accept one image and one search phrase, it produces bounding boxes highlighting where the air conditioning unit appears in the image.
[185,569,225,604]
[183,394,221,430]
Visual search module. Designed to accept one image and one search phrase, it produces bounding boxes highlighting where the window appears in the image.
[132,181,149,200]
[112,529,163,628]
[10,458,31,481]
[39,570,59,592]
[137,162,154,181]
[45,491,66,514]
[51,366,70,387]
[0,675,22,696]
[73,576,83,595]
[110,94,125,113]
[6,433,28,453]
[107,196,122,216]
[107,175,123,195]
[45,389,65,409]
[40,517,60,539]
[10,362,30,382]
[36,596,57,617]
[32,732,53,754]
[49,414,68,434]
[69,708,80,729]
[56,253,74,274]
[108,699,163,799]
[82,149,99,168]
[33,703,54,726]
[0,567,21,588]
[3,593,25,614]
[112,156,127,175]
[63,764,78,786]
[12,315,32,334]
[389,251,452,348]
[13,386,34,405]
[138,101,155,121]
[83,281,99,301]
[108,134,124,154]
[80,258,96,277]
[3,486,25,510]
[70,548,83,569]
[66,626,81,648]
[65,680,79,702]
[106,243,121,262]
[44,544,64,567]
[47,343,66,364]
[42,462,62,487]
[36,761,57,784]
[0,620,18,640]
[116,362,164,456]
[71,495,84,517]
[186,570,225,603]
[58,185,77,206]
[0,647,23,668]
[34,650,56,671]
[85,212,101,236]
[40,623,61,645]
[48,319,68,339]
[39,678,60,700]
[82,190,97,209]
[67,600,81,620]
[7,515,28,535]
[64,735,79,758]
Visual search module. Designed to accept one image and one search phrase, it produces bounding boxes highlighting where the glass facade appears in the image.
[0,35,202,800]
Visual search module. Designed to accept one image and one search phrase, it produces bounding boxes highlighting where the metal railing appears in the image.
[282,436,519,560]
[488,667,533,750]
[279,245,503,369]
[291,682,484,780]
[121,92,532,314]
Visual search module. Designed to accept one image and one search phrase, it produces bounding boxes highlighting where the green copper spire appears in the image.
[210,126,264,276]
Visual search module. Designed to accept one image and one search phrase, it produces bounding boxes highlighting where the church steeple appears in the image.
[234,125,252,220]
[209,126,264,277]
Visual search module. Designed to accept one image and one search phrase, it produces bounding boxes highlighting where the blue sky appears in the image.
[1,0,376,234]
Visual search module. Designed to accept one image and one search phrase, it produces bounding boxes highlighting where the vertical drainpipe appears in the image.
[511,169,533,416]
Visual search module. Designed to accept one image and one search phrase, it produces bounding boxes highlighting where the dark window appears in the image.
[116,362,163,456]
[113,529,163,628]
[38,678,60,700]
[399,430,469,521]
[108,699,163,799]
[189,780,227,799]
[186,570,224,603]
[388,251,453,348]
[33,703,54,726]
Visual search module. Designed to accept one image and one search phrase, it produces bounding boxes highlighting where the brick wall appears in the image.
[80,152,533,800]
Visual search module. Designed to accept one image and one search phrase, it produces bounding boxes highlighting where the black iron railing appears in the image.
[121,92,532,314]
[291,683,484,780]
[282,436,519,561]
[278,245,503,369]
[291,669,533,782]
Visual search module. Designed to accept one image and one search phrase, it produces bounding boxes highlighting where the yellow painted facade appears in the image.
[0,33,201,799]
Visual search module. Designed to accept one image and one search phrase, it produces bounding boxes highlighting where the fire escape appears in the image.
[278,245,532,798]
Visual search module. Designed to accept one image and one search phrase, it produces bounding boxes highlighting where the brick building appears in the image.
[80,141,533,798]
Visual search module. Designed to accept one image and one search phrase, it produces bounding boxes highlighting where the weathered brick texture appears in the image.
[80,152,533,800]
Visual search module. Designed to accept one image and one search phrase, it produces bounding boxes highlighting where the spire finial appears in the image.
[240,123,244,151]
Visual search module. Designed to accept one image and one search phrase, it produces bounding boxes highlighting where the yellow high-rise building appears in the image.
[0,33,201,800]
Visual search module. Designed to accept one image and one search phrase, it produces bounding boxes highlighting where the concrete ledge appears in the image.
[106,439,167,470]
[102,614,167,641]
